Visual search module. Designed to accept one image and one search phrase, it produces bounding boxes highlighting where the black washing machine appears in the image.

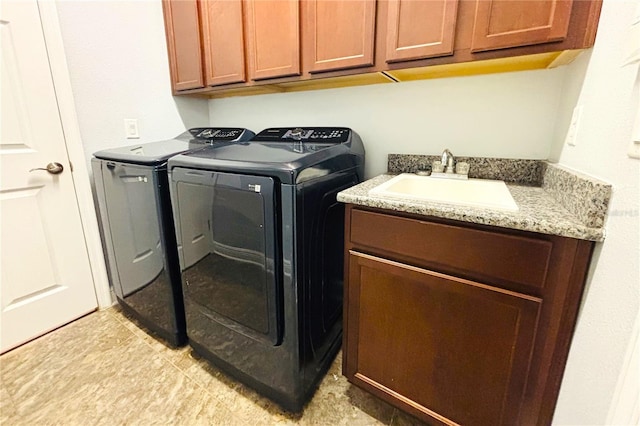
[92,127,255,347]
[168,127,365,410]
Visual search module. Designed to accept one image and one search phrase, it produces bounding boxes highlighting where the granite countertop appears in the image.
[338,157,612,242]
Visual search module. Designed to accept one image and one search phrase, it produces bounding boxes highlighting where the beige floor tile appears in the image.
[106,305,190,364]
[300,371,394,426]
[1,311,135,415]
[1,308,426,425]
[14,341,217,425]
[0,378,18,424]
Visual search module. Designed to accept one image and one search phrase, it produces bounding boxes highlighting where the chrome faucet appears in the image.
[441,149,455,173]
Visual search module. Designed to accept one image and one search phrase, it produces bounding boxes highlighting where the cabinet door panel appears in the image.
[305,0,376,73]
[471,0,573,52]
[345,251,542,425]
[200,0,246,86]
[385,0,458,63]
[163,0,204,91]
[244,0,300,80]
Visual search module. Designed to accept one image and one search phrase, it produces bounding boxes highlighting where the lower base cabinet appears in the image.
[342,206,594,425]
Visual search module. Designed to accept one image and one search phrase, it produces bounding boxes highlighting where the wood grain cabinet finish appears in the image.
[348,252,541,425]
[244,0,301,80]
[162,0,204,91]
[343,205,595,425]
[349,209,553,294]
[200,0,246,86]
[162,0,601,95]
[385,0,459,63]
[470,0,574,52]
[303,0,377,73]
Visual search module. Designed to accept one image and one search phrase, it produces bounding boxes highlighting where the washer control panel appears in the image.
[255,127,351,143]
[188,127,254,142]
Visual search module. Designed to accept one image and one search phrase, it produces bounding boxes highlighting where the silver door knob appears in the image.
[29,162,64,174]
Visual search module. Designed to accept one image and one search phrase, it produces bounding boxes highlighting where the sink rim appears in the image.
[369,173,519,212]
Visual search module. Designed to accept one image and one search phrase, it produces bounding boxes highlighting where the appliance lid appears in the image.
[175,140,344,163]
[168,127,364,184]
[93,127,255,165]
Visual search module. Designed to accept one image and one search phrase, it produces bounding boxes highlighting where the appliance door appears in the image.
[100,162,165,297]
[172,168,281,345]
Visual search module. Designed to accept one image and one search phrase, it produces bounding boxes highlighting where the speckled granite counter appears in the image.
[338,159,611,242]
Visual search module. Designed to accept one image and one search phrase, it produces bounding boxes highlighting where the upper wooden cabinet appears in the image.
[385,0,459,63]
[162,0,204,91]
[303,0,377,73]
[200,0,246,86]
[244,0,301,81]
[471,0,574,52]
[161,0,602,95]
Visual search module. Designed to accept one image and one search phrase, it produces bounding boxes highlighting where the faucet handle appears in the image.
[455,161,469,175]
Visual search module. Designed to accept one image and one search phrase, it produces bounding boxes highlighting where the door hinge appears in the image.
[70,161,74,172]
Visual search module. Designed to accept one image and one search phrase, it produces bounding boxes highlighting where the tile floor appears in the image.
[0,307,426,425]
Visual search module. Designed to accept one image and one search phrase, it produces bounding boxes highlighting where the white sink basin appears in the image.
[369,173,519,211]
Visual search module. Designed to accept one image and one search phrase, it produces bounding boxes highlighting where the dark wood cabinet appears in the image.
[470,0,574,52]
[244,0,300,81]
[384,0,459,63]
[348,252,541,425]
[343,206,595,425]
[303,0,377,73]
[162,0,204,91]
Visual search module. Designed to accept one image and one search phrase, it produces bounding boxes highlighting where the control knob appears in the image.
[290,127,304,140]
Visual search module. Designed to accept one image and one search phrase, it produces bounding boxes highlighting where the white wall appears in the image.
[550,0,640,424]
[209,69,566,178]
[55,0,209,170]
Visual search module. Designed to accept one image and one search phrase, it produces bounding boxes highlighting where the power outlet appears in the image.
[124,119,139,139]
[565,106,583,147]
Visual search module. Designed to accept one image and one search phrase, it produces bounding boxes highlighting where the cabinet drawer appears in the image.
[350,209,552,291]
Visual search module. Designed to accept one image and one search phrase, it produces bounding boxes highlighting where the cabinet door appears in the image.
[385,0,458,63]
[162,0,204,91]
[244,0,300,81]
[304,0,376,73]
[471,0,574,52]
[200,0,246,86]
[345,251,542,425]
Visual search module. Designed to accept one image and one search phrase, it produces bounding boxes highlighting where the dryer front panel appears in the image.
[99,162,165,298]
[171,168,282,345]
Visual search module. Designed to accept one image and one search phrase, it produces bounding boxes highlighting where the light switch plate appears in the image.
[628,140,640,159]
[629,107,640,159]
[629,124,640,159]
[124,119,139,139]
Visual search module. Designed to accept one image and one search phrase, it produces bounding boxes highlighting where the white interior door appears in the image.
[0,0,98,353]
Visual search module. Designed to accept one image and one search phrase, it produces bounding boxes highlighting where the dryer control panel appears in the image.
[187,127,255,142]
[254,127,352,143]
